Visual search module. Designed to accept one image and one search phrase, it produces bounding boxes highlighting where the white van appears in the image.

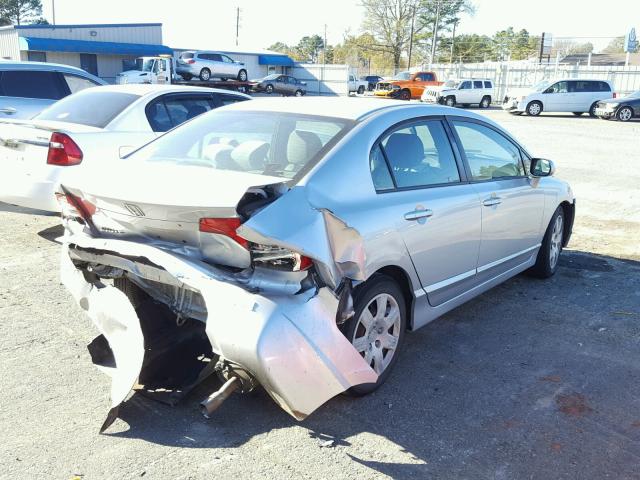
[502,79,615,116]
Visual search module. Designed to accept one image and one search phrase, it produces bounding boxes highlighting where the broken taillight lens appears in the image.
[199,217,249,248]
[56,191,96,222]
[199,217,313,271]
[47,132,83,166]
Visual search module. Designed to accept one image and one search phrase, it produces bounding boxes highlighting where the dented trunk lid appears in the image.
[62,162,287,267]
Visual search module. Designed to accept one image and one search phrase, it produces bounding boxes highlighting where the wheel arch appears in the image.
[559,200,575,247]
[362,265,416,330]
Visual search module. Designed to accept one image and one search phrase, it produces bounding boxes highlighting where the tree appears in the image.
[0,0,42,25]
[492,27,538,61]
[553,39,594,58]
[602,37,624,54]
[438,33,493,63]
[295,35,325,63]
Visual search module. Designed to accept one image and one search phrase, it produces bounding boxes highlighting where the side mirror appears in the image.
[530,158,555,177]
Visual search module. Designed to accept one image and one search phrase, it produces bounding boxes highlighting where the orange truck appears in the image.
[373,71,442,100]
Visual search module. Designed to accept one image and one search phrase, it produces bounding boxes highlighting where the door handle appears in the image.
[404,209,434,221]
[482,197,502,207]
[0,107,17,115]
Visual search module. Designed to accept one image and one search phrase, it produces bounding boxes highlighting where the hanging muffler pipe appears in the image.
[200,376,240,418]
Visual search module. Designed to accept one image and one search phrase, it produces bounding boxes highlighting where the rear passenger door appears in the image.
[0,70,68,119]
[369,118,482,306]
[450,118,545,278]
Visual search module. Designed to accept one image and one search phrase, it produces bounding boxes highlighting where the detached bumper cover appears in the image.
[61,232,377,425]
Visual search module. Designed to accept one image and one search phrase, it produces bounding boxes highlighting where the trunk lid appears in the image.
[62,162,288,268]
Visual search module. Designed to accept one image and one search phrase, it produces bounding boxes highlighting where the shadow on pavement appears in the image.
[90,251,640,477]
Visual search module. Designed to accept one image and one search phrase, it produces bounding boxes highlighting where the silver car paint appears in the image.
[59,101,574,425]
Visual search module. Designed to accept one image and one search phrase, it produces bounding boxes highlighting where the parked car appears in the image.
[252,74,306,96]
[594,90,640,122]
[0,84,250,212]
[374,71,442,100]
[348,74,368,94]
[0,61,105,119]
[361,75,384,91]
[422,78,494,108]
[176,51,248,82]
[502,79,614,116]
[57,97,575,431]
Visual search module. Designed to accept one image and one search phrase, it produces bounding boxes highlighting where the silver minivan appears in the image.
[176,51,248,82]
[0,61,105,119]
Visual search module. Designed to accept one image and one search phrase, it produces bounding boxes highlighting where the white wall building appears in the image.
[0,23,172,83]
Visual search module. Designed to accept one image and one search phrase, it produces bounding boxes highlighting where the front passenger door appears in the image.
[450,119,545,278]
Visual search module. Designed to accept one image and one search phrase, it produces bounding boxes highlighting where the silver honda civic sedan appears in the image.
[58,97,575,431]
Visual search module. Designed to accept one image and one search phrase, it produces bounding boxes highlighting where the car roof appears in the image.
[81,83,251,99]
[217,97,489,122]
[0,60,105,83]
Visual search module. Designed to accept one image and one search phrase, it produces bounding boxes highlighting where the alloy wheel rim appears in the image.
[202,70,210,80]
[352,293,401,375]
[529,104,541,115]
[549,215,564,269]
[620,108,632,121]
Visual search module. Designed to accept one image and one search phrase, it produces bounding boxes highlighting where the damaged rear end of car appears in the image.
[58,105,378,432]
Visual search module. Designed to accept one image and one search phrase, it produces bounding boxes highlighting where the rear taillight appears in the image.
[199,217,313,271]
[199,217,248,248]
[186,59,195,64]
[47,132,83,166]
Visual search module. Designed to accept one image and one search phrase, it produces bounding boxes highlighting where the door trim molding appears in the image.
[477,244,541,273]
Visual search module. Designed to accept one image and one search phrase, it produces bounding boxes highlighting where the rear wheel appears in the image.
[294,89,304,97]
[526,101,543,116]
[342,275,406,396]
[199,68,211,81]
[237,69,248,82]
[357,85,365,95]
[528,207,565,278]
[617,106,633,122]
[265,84,274,94]
[445,95,456,107]
[399,89,411,101]
[479,96,491,108]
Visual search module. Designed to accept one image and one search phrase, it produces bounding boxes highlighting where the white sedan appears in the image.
[0,84,250,212]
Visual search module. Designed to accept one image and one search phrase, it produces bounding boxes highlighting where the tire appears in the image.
[445,95,456,107]
[399,89,411,101]
[357,85,365,95]
[479,96,491,108]
[572,112,584,116]
[199,68,211,81]
[526,101,543,116]
[342,275,406,396]
[237,69,247,82]
[528,207,565,278]
[509,111,523,115]
[294,89,304,97]
[181,73,193,81]
[588,102,599,117]
[265,84,274,94]
[617,106,633,122]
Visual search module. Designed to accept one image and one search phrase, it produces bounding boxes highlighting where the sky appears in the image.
[41,0,640,52]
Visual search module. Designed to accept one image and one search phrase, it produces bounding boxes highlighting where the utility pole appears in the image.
[407,2,417,69]
[449,19,458,64]
[430,0,441,64]
[323,24,327,64]
[51,0,56,25]
[235,7,240,47]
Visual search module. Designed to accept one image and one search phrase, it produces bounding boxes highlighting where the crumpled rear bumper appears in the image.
[61,234,377,428]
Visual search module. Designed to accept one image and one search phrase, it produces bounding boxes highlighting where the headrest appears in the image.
[384,133,424,170]
[287,130,323,166]
[231,141,269,170]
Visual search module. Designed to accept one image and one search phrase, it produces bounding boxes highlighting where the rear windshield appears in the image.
[180,52,195,59]
[129,110,352,181]
[34,90,140,128]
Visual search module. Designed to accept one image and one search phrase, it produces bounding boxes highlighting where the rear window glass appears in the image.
[484,81,492,88]
[129,111,352,181]
[0,70,66,100]
[180,52,194,59]
[35,90,140,128]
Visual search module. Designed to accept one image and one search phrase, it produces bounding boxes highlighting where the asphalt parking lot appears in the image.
[1,108,639,480]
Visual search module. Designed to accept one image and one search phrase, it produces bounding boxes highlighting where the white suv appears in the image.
[421,79,493,108]
[502,79,614,116]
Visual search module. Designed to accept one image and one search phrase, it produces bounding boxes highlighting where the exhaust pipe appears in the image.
[200,376,240,418]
